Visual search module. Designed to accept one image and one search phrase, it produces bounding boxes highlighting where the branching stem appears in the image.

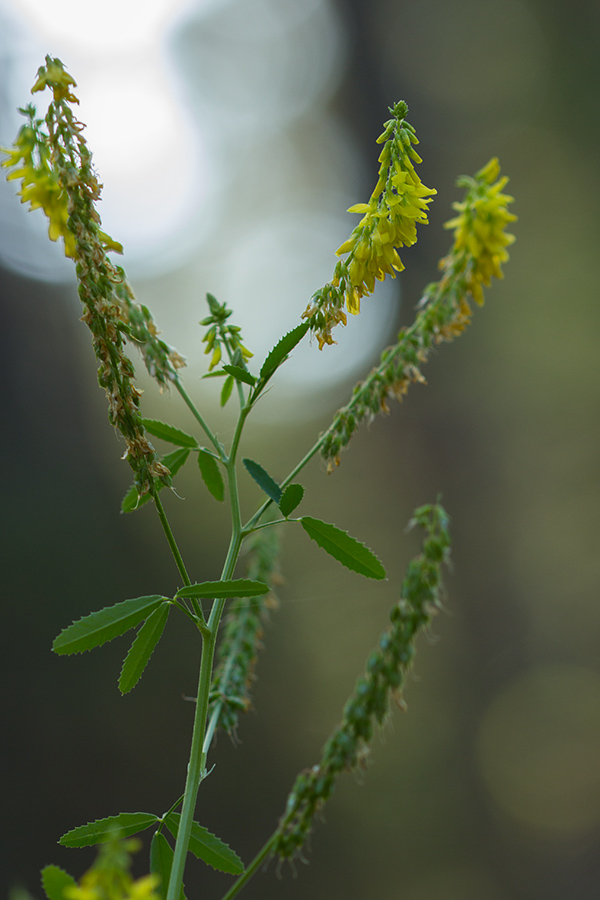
[175,378,224,460]
[166,398,251,900]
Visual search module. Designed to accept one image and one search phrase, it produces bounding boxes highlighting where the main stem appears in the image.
[166,403,250,900]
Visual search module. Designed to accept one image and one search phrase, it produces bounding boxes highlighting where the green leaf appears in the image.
[119,603,170,694]
[197,449,225,502]
[150,831,173,900]
[259,322,310,384]
[164,813,244,875]
[222,364,256,387]
[150,831,185,900]
[161,447,192,477]
[175,579,269,600]
[60,813,159,847]
[53,596,166,655]
[278,483,304,517]
[300,517,387,580]
[220,375,234,406]
[41,866,76,900]
[121,448,191,513]
[142,419,198,448]
[242,458,282,504]
[121,483,148,514]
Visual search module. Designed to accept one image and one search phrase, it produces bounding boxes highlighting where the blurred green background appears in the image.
[1,1,600,898]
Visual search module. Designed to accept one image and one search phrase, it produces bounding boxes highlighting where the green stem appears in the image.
[218,835,277,900]
[220,326,247,409]
[165,626,217,900]
[166,401,250,900]
[244,322,428,533]
[175,378,224,459]
[153,489,204,626]
[152,491,192,588]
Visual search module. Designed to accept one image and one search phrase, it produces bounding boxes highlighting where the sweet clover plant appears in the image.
[2,56,516,900]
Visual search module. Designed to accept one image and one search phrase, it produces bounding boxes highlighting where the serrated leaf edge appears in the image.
[52,596,166,655]
[300,516,387,580]
[59,812,159,847]
[119,603,170,694]
[164,813,244,875]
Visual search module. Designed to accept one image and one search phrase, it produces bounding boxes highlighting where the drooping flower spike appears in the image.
[304,101,436,348]
[443,157,516,306]
[1,57,182,496]
[319,159,516,467]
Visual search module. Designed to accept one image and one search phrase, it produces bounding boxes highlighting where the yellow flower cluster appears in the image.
[336,108,437,314]
[1,111,77,257]
[443,157,516,305]
[31,57,78,103]
[319,158,516,468]
[66,873,159,900]
[2,56,170,497]
[303,101,436,348]
[1,101,122,259]
[64,841,160,900]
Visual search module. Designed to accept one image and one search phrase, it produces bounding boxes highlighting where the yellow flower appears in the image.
[31,56,78,103]
[63,841,161,900]
[127,875,160,900]
[334,113,436,315]
[443,157,516,305]
[304,101,436,348]
[1,98,122,260]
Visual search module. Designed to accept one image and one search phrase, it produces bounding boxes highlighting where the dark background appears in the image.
[2,1,600,899]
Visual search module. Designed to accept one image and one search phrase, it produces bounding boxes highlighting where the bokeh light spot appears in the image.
[477,665,600,833]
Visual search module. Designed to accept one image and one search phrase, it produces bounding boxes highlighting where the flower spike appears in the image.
[303,101,436,348]
[443,157,516,306]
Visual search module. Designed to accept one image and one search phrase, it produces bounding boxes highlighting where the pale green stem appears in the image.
[166,401,250,900]
[152,490,204,622]
[218,835,277,900]
[220,326,247,409]
[165,624,216,900]
[243,334,419,533]
[152,491,192,588]
[175,378,225,460]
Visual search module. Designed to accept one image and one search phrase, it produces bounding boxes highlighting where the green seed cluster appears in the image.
[112,274,186,389]
[209,527,281,736]
[273,503,450,859]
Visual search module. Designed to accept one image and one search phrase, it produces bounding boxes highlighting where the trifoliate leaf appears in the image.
[220,375,234,407]
[258,322,310,384]
[300,517,386,580]
[41,866,76,900]
[53,596,166,655]
[164,813,244,875]
[119,603,170,694]
[222,364,256,387]
[278,483,304,517]
[197,449,225,502]
[142,419,198,448]
[59,813,158,847]
[242,458,282,504]
[175,579,269,600]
